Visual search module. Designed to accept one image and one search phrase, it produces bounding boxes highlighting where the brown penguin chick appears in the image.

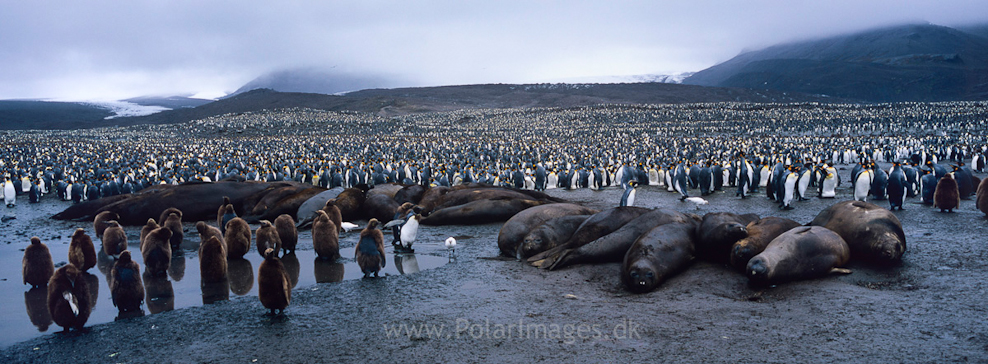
[312,210,340,260]
[219,204,237,235]
[199,236,228,284]
[977,177,988,216]
[141,227,173,277]
[93,211,119,241]
[101,220,127,258]
[162,211,184,250]
[257,248,291,315]
[934,173,960,213]
[23,237,55,287]
[274,214,298,254]
[47,264,92,331]
[355,218,386,278]
[158,207,183,229]
[139,218,160,251]
[196,221,224,254]
[68,228,97,271]
[224,217,251,259]
[322,199,343,233]
[110,250,144,313]
[255,220,282,257]
[217,196,231,231]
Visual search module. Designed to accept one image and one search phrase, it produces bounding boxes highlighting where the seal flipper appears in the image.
[830,267,852,274]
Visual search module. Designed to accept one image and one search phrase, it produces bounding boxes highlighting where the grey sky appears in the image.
[2,1,986,100]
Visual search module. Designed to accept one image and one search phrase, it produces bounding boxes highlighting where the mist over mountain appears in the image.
[683,23,988,102]
[229,68,407,97]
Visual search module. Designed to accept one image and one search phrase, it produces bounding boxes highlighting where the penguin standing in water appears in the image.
[4,176,15,207]
[888,162,907,210]
[781,167,797,210]
[854,168,873,202]
[355,219,386,278]
[398,214,421,253]
[620,180,638,207]
[110,251,144,313]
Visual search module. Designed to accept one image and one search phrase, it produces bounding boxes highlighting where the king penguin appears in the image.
[620,180,638,207]
[781,167,797,210]
[887,162,907,210]
[854,168,873,202]
[820,169,837,198]
[3,177,15,207]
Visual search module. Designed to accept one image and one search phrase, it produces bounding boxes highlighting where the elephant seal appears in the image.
[434,188,544,210]
[294,187,344,228]
[366,183,405,199]
[694,212,760,264]
[362,193,401,223]
[335,185,369,222]
[497,203,599,258]
[542,209,699,270]
[419,198,548,226]
[416,186,451,213]
[526,206,650,262]
[517,215,590,259]
[393,184,427,205]
[622,219,699,293]
[746,226,850,285]
[93,211,119,241]
[729,217,802,272]
[809,200,906,264]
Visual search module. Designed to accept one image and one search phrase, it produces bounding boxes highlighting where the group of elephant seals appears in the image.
[746,226,851,285]
[622,219,700,293]
[809,200,906,264]
[730,217,802,272]
[524,206,649,262]
[497,203,598,258]
[541,208,699,270]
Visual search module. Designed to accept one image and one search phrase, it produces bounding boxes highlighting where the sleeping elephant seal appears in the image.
[746,226,850,285]
[335,185,369,222]
[517,215,590,259]
[393,184,427,205]
[622,219,699,293]
[294,187,344,228]
[497,203,599,258]
[366,183,405,199]
[809,200,906,264]
[416,186,451,214]
[419,198,547,226]
[525,206,649,262]
[694,212,759,264]
[729,217,802,272]
[542,209,700,270]
[362,193,401,223]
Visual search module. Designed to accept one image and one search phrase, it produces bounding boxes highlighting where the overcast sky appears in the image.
[2,1,986,101]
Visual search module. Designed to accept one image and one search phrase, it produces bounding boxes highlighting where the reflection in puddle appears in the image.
[227,258,254,296]
[314,258,344,283]
[395,254,420,275]
[24,287,51,332]
[168,251,186,282]
[281,253,300,288]
[143,272,174,314]
[201,279,230,304]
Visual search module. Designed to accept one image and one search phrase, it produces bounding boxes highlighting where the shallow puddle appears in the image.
[1,222,450,347]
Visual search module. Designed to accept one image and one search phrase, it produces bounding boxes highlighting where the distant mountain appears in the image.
[0,100,114,130]
[123,95,214,109]
[229,68,405,97]
[957,23,988,39]
[683,23,988,102]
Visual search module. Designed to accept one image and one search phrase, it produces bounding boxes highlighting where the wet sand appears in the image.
[2,163,987,362]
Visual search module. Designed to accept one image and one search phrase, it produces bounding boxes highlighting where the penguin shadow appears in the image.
[201,278,230,305]
[24,286,52,332]
[143,271,175,314]
[281,252,300,289]
[313,258,344,283]
[394,253,420,275]
[168,251,186,282]
[227,258,254,296]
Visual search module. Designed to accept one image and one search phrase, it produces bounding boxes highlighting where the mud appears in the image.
[2,164,988,362]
